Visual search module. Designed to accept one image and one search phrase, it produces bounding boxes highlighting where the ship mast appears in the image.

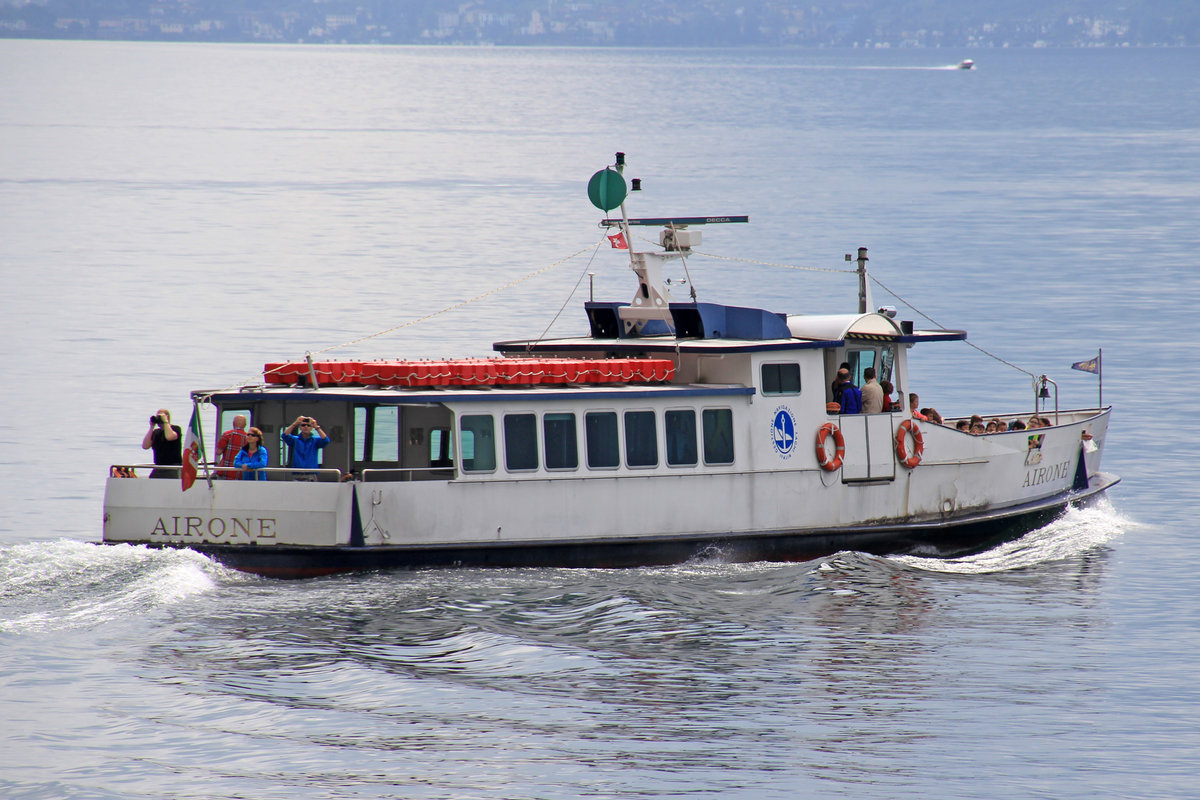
[588,153,747,337]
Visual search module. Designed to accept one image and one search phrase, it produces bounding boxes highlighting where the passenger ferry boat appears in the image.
[102,156,1118,578]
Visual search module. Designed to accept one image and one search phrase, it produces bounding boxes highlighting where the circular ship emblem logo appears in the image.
[771,406,797,458]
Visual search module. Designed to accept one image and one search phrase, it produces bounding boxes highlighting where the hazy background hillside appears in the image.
[3,0,1199,46]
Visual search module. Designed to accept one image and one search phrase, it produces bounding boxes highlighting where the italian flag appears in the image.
[181,406,203,491]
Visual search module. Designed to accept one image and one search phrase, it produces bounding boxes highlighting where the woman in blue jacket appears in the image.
[233,427,269,480]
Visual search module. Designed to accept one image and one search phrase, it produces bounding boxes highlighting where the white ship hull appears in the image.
[104,405,1114,578]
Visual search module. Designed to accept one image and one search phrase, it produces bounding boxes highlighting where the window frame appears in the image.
[542,412,579,472]
[459,413,497,473]
[584,410,621,471]
[760,362,801,396]
[664,408,698,468]
[623,409,659,469]
[701,407,736,466]
[502,412,539,473]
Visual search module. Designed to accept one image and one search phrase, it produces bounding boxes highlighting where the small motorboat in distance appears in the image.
[958,59,975,70]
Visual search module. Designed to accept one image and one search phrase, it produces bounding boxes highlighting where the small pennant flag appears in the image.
[607,230,628,250]
[1071,355,1100,374]
[181,407,202,491]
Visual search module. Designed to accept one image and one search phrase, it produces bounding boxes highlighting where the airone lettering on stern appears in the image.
[151,516,277,540]
[1022,459,1072,489]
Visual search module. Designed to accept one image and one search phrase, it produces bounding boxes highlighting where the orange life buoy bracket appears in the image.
[895,418,924,469]
[815,422,845,472]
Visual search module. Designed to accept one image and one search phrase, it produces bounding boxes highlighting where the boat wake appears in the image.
[889,497,1130,574]
[0,539,235,634]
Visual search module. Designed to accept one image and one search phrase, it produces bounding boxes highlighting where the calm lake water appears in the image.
[2,41,1199,799]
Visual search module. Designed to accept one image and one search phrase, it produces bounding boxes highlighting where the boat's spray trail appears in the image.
[0,540,230,633]
[889,497,1131,574]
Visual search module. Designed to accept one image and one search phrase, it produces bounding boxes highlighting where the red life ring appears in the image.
[895,418,924,468]
[815,422,845,471]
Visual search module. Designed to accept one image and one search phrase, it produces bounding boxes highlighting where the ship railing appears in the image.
[360,466,455,482]
[939,407,1105,431]
[108,464,346,482]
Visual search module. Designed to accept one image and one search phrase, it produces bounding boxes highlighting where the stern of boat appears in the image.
[102,477,355,548]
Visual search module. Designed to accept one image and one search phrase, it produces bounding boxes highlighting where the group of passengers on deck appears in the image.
[831,367,1052,433]
[141,411,331,480]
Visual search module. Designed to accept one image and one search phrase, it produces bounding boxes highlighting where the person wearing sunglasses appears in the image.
[281,415,330,480]
[233,427,269,481]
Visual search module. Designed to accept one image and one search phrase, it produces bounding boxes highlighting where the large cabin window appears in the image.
[585,411,619,469]
[504,413,538,472]
[543,413,578,470]
[624,410,658,468]
[665,410,697,467]
[460,415,496,472]
[761,363,801,395]
[702,408,735,465]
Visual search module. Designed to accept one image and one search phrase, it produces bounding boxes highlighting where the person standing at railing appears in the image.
[281,416,330,481]
[233,427,269,480]
[835,369,862,414]
[215,415,248,479]
[142,408,182,479]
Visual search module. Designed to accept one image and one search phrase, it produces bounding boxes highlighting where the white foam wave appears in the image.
[889,497,1132,574]
[0,539,229,633]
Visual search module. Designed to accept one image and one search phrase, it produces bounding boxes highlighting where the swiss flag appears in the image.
[607,230,628,250]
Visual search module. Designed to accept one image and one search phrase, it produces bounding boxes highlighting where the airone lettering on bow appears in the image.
[151,516,277,539]
[1021,460,1072,489]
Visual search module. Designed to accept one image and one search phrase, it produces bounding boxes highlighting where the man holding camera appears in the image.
[141,408,182,479]
[281,415,330,481]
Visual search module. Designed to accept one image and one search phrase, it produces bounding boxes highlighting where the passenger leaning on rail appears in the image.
[233,427,268,481]
[281,416,330,481]
[142,408,181,479]
[909,393,929,421]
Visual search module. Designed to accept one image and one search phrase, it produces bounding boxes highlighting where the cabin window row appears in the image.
[460,409,735,474]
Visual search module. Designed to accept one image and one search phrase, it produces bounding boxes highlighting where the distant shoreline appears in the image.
[3,35,1198,48]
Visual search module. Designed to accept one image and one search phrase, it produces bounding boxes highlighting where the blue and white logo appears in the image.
[771,406,797,458]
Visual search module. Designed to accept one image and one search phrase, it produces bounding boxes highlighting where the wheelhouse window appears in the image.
[761,363,801,395]
[504,413,538,472]
[624,410,658,468]
[585,411,619,469]
[702,408,735,465]
[846,349,877,387]
[665,410,697,467]
[543,413,578,470]
[219,408,253,436]
[459,415,496,473]
[217,407,254,458]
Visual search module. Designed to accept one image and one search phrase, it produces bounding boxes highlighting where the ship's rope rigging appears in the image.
[527,235,606,351]
[866,273,1036,378]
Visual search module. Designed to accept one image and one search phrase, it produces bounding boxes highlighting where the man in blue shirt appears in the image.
[836,369,863,414]
[281,416,330,480]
